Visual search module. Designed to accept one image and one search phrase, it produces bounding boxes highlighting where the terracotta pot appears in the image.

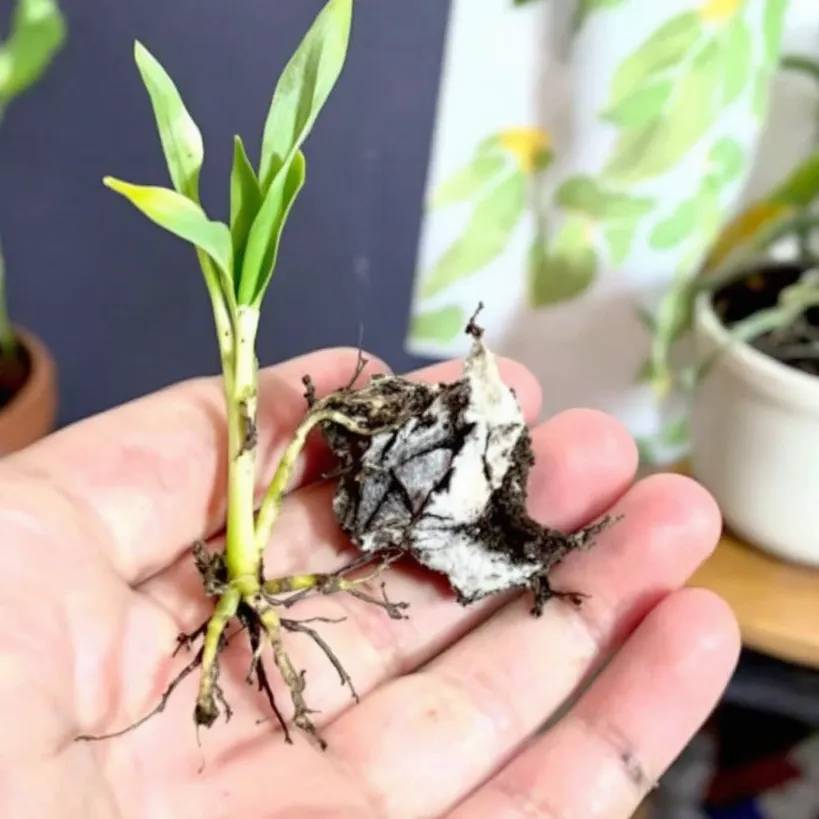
[0,327,57,455]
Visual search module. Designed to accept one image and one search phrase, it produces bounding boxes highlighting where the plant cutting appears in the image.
[0,0,64,452]
[79,0,616,749]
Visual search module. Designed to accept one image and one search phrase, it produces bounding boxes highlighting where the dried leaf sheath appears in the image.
[313,311,617,615]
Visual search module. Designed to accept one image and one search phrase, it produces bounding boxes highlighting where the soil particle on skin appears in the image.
[0,342,30,411]
[713,261,819,377]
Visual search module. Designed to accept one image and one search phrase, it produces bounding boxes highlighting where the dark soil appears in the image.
[0,339,30,411]
[712,261,819,377]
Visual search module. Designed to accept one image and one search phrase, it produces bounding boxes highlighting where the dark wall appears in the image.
[0,0,448,426]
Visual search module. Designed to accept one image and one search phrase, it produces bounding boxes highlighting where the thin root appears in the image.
[76,642,205,742]
[282,616,360,703]
[74,619,245,743]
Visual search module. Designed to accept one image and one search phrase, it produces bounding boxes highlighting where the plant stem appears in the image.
[223,305,261,591]
[254,408,373,557]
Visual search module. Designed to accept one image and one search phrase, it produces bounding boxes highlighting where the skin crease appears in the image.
[0,348,740,819]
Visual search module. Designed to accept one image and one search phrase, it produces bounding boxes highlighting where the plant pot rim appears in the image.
[694,288,819,408]
[0,325,55,425]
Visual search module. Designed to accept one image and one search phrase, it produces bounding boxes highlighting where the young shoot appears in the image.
[85,0,418,748]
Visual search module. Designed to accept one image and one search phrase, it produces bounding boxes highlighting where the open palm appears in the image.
[0,349,739,819]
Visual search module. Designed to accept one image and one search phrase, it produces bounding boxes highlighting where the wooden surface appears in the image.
[676,465,819,669]
[688,526,819,668]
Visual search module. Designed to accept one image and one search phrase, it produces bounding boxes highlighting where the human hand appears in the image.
[0,349,739,818]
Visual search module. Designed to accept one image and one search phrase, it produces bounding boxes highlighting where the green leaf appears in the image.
[601,78,673,130]
[659,416,689,447]
[528,216,598,307]
[603,220,638,265]
[763,0,787,65]
[420,172,526,300]
[709,136,744,185]
[409,305,465,343]
[573,0,630,32]
[133,41,204,202]
[229,135,263,277]
[0,0,65,103]
[103,177,233,293]
[258,0,352,192]
[720,17,751,106]
[649,199,700,249]
[429,151,507,210]
[238,151,307,306]
[608,12,702,109]
[555,174,655,221]
[604,39,723,183]
[752,66,770,119]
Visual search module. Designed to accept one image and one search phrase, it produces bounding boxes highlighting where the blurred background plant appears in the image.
[0,0,65,361]
[638,48,819,462]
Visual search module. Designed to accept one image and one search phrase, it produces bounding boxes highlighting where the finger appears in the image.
[319,473,723,818]
[93,408,633,741]
[0,351,537,585]
[451,588,740,819]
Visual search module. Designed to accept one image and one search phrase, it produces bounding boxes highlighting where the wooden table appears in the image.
[689,526,819,668]
[676,463,819,669]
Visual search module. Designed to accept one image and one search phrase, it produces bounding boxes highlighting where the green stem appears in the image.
[223,305,260,590]
[781,54,819,85]
[253,407,373,558]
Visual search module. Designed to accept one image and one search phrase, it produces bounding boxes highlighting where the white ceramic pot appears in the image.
[690,287,819,566]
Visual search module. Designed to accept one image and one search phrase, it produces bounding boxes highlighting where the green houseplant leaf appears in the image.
[604,39,723,183]
[763,0,787,65]
[649,198,700,249]
[607,12,701,109]
[229,135,263,277]
[104,177,233,296]
[601,78,673,129]
[555,174,654,221]
[133,40,204,202]
[257,0,352,192]
[603,220,638,265]
[409,305,465,344]
[528,215,598,307]
[720,16,751,106]
[709,136,744,186]
[0,0,66,106]
[420,171,526,300]
[238,150,307,306]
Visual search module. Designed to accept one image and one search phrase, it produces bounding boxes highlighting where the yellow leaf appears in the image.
[701,200,790,273]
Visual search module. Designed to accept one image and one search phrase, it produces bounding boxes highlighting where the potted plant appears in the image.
[0,0,65,454]
[645,139,819,566]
